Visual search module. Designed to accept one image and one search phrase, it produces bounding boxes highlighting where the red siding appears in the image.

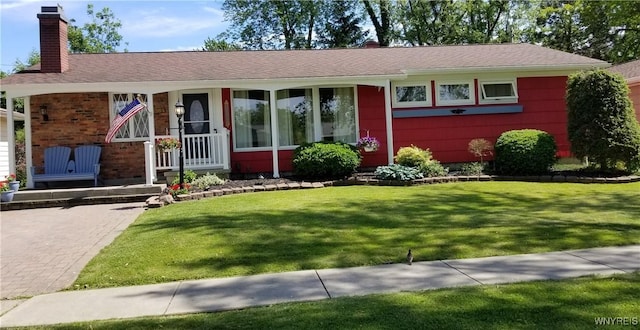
[357,85,388,167]
[392,76,570,163]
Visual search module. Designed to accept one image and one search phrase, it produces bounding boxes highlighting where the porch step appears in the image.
[1,184,164,211]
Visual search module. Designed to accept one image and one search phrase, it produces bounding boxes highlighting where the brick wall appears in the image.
[30,92,169,181]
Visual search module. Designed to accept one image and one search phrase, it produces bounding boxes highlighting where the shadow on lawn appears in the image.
[126,183,640,278]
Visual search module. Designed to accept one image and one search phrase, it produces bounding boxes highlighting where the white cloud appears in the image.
[120,4,225,38]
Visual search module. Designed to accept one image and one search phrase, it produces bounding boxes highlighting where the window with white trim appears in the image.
[110,93,149,140]
[277,89,314,147]
[479,80,518,104]
[436,81,475,106]
[233,90,272,149]
[320,87,356,144]
[392,82,431,107]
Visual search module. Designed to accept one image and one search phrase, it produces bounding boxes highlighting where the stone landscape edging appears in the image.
[156,174,640,206]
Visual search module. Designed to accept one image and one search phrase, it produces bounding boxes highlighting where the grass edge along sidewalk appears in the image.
[74,182,640,289]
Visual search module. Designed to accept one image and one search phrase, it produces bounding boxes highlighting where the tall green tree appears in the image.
[221,0,320,50]
[531,0,640,63]
[396,0,461,46]
[362,0,395,46]
[566,69,640,172]
[316,0,369,48]
[202,38,241,51]
[68,4,127,53]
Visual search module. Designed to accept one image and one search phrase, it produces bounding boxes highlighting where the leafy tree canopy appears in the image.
[68,4,128,53]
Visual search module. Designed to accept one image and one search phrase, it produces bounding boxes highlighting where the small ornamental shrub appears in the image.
[460,162,485,176]
[495,129,557,175]
[395,145,433,167]
[468,138,494,164]
[191,172,226,190]
[419,160,448,177]
[374,164,424,181]
[293,142,361,179]
[172,169,197,185]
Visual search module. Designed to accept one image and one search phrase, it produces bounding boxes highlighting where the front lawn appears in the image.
[75,182,640,288]
[48,272,640,329]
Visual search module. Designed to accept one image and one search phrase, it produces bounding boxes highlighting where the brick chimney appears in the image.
[363,40,380,48]
[37,5,69,73]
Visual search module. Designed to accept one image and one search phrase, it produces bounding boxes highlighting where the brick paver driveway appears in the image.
[0,203,145,300]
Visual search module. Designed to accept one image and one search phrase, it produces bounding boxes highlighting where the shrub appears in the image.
[495,129,557,175]
[374,164,423,181]
[191,172,226,190]
[566,69,640,172]
[419,160,448,177]
[293,142,361,179]
[172,169,197,185]
[460,162,485,176]
[395,145,432,167]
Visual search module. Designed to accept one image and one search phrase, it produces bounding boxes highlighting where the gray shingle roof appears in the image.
[610,59,640,81]
[1,43,608,86]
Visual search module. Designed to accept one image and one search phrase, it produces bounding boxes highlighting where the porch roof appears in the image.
[1,43,607,88]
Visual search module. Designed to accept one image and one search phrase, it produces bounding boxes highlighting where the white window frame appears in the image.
[435,80,475,106]
[108,92,149,142]
[391,82,432,108]
[479,80,518,104]
[231,89,272,152]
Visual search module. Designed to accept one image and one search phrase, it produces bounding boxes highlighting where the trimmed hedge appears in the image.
[495,129,557,175]
[293,142,361,179]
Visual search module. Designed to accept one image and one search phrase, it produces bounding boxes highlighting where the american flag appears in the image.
[104,98,146,143]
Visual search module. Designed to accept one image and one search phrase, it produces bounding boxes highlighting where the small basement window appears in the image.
[436,81,475,106]
[392,82,431,107]
[480,80,518,104]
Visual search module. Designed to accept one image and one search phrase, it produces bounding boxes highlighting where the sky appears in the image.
[0,0,230,72]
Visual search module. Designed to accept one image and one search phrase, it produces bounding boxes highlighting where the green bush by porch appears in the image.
[74,182,640,289]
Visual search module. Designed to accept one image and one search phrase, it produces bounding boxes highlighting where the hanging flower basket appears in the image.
[357,136,380,152]
[156,137,181,151]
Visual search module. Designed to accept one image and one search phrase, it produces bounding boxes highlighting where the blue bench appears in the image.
[31,145,102,187]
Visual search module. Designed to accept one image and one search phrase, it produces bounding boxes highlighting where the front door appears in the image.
[183,93,211,163]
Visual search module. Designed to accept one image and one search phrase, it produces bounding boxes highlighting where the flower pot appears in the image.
[9,181,20,191]
[1,191,15,203]
[363,146,377,152]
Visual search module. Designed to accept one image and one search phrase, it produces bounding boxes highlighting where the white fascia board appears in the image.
[402,63,611,76]
[2,74,405,97]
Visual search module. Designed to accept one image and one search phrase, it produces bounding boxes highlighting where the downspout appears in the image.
[269,89,280,178]
[384,80,394,165]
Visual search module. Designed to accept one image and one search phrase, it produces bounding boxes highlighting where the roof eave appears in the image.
[403,63,611,75]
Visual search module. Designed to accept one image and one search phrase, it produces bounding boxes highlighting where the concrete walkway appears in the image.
[1,245,637,327]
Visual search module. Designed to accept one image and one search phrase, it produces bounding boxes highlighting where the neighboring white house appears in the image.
[0,108,24,178]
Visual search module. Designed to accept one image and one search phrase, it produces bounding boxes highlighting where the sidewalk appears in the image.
[1,245,637,327]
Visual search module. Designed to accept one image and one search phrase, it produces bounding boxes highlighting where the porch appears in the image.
[0,183,163,211]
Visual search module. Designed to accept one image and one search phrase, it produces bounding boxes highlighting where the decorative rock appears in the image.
[231,187,243,194]
[300,182,313,189]
[222,188,233,195]
[243,186,255,193]
[288,182,301,189]
[264,184,277,191]
[211,189,224,196]
[276,183,289,190]
[312,182,325,188]
[253,185,266,191]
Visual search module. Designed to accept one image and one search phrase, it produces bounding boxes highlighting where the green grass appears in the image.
[74,182,640,288]
[24,272,640,330]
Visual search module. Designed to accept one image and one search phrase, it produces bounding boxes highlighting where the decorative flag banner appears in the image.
[105,98,146,143]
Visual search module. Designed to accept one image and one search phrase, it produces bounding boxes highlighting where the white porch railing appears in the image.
[154,131,230,171]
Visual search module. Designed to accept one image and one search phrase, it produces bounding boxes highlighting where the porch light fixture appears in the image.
[174,100,185,189]
[40,105,49,121]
